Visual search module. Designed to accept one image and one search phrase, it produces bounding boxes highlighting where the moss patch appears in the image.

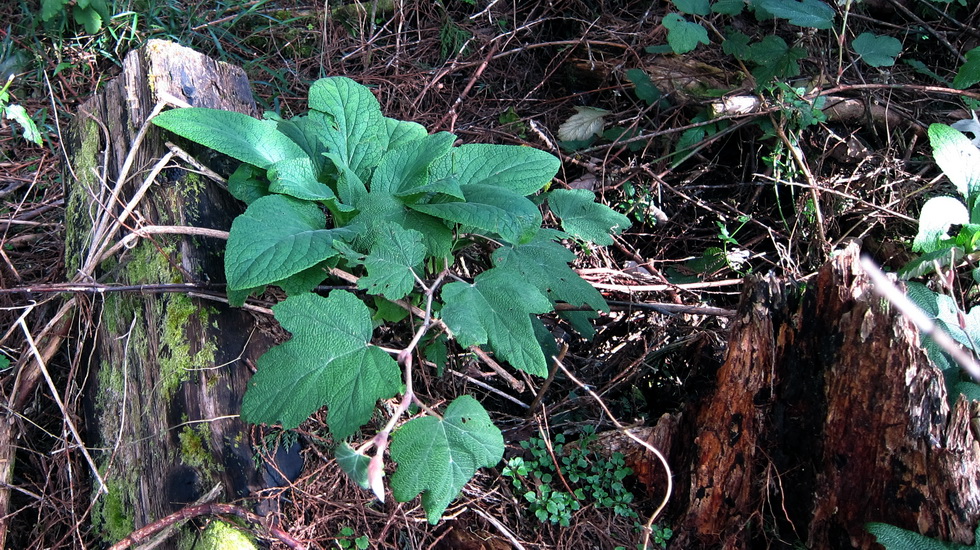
[180,520,257,550]
[92,481,136,543]
[63,117,102,274]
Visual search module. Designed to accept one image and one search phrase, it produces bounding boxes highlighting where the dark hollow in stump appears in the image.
[63,40,275,544]
[662,242,980,549]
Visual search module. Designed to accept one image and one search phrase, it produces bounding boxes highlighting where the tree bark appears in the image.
[62,40,274,546]
[665,242,980,549]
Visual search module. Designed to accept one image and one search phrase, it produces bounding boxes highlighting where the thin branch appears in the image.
[860,255,980,381]
[107,502,305,550]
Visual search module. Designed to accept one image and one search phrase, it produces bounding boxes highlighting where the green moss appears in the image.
[160,293,218,400]
[64,117,102,273]
[178,422,217,474]
[180,520,257,550]
[93,482,136,543]
[126,241,181,284]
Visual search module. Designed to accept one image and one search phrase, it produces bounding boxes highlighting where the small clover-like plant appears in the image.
[152,77,630,522]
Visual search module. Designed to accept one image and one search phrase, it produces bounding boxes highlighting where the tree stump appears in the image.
[665,242,980,549]
[63,40,275,545]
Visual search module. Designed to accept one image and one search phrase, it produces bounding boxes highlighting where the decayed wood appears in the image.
[668,242,980,549]
[61,39,274,544]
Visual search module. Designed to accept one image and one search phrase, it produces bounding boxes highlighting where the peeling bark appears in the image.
[667,243,980,549]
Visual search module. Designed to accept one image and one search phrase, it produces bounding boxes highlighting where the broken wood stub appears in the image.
[64,40,273,542]
[670,243,980,549]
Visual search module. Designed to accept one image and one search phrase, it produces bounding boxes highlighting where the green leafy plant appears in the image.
[867,522,980,550]
[1,75,42,146]
[40,0,111,35]
[852,32,903,67]
[501,427,640,527]
[152,76,629,523]
[335,526,370,550]
[899,124,980,399]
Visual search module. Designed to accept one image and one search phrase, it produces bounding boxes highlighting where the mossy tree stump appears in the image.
[64,40,274,544]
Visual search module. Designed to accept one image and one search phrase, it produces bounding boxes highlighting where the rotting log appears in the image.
[656,242,980,549]
[62,40,276,545]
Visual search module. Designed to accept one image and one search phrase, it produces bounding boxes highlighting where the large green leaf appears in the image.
[929,123,980,201]
[371,132,457,196]
[267,157,337,202]
[384,117,428,151]
[547,189,631,245]
[954,47,980,90]
[492,230,608,312]
[309,77,387,205]
[866,522,979,550]
[390,396,504,523]
[240,291,401,436]
[357,224,426,301]
[754,0,835,29]
[349,191,454,258]
[152,108,305,169]
[852,32,902,68]
[431,144,560,195]
[662,13,709,55]
[275,113,333,175]
[912,196,968,253]
[225,195,341,290]
[409,184,542,245]
[441,268,553,376]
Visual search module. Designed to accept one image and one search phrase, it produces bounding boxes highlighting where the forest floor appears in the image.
[0,0,977,548]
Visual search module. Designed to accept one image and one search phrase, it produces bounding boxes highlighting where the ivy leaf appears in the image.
[240,291,401,437]
[754,0,835,29]
[431,144,561,196]
[357,224,426,301]
[152,108,305,169]
[337,443,371,490]
[954,47,980,90]
[722,31,752,60]
[390,396,504,523]
[672,0,709,15]
[268,157,338,202]
[225,195,340,290]
[557,107,610,142]
[492,230,608,312]
[662,13,710,55]
[930,123,980,200]
[547,189,631,245]
[852,33,902,67]
[409,184,543,245]
[309,77,387,206]
[441,269,553,376]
